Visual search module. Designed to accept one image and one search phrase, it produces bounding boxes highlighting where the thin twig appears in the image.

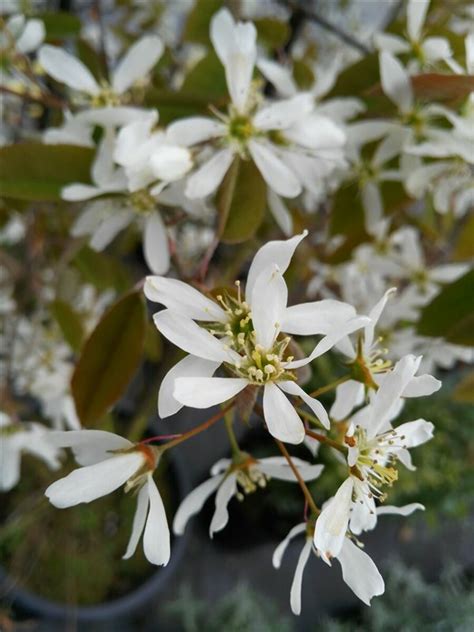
[275,439,320,515]
[0,85,66,109]
[305,428,346,454]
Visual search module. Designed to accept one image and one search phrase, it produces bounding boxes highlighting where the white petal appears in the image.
[330,381,365,421]
[407,0,430,42]
[112,35,163,94]
[38,45,99,94]
[257,58,297,97]
[77,106,155,128]
[395,419,434,447]
[290,540,312,615]
[0,441,21,491]
[259,457,324,482]
[143,475,170,565]
[286,316,370,370]
[246,231,307,301]
[421,37,452,62]
[143,212,170,275]
[248,140,301,198]
[273,523,307,568]
[285,115,346,150]
[374,32,410,54]
[166,117,225,146]
[402,374,441,397]
[337,538,384,605]
[123,483,149,559]
[278,381,330,430]
[349,491,377,534]
[173,474,224,535]
[209,473,237,536]
[158,355,220,418]
[377,502,424,517]
[185,148,234,199]
[92,128,117,186]
[379,52,413,113]
[90,211,132,251]
[364,288,397,353]
[61,184,105,201]
[48,429,133,466]
[267,189,293,235]
[254,94,314,131]
[16,18,45,53]
[153,309,233,362]
[314,478,353,560]
[282,299,356,336]
[150,145,193,182]
[173,377,247,409]
[144,276,226,322]
[362,181,384,232]
[430,263,469,283]
[263,383,305,444]
[45,452,143,507]
[250,265,287,349]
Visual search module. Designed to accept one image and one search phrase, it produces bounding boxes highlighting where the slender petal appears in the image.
[379,51,413,113]
[38,45,99,94]
[153,310,235,362]
[143,475,170,565]
[402,374,441,397]
[314,478,353,560]
[250,265,287,349]
[272,523,307,568]
[282,300,356,336]
[16,19,45,53]
[90,210,132,251]
[167,117,225,146]
[185,148,234,199]
[362,181,384,231]
[253,94,314,131]
[330,381,364,421]
[112,35,163,94]
[144,276,226,322]
[123,483,149,559]
[174,377,248,409]
[337,538,384,605]
[143,212,170,275]
[0,441,21,491]
[407,0,430,42]
[248,140,301,198]
[364,288,397,354]
[257,58,297,97]
[209,473,237,536]
[45,452,143,507]
[158,355,220,418]
[267,190,293,236]
[377,502,424,516]
[290,540,312,615]
[173,474,224,535]
[48,429,133,466]
[259,457,324,482]
[278,381,330,430]
[394,419,434,447]
[245,231,307,301]
[263,383,305,444]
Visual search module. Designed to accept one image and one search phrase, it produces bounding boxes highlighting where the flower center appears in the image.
[129,189,156,214]
[90,80,123,107]
[352,428,401,501]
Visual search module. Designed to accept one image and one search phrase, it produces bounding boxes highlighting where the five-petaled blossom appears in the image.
[145,232,369,444]
[173,455,324,537]
[314,354,440,559]
[45,430,170,565]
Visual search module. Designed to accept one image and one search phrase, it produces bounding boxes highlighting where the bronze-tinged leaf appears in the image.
[417,270,474,346]
[71,291,146,427]
[453,371,474,403]
[217,157,267,244]
[0,143,94,201]
[410,73,474,104]
[50,300,85,352]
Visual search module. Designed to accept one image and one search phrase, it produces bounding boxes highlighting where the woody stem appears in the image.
[305,429,347,454]
[275,439,320,515]
[308,375,350,399]
[224,409,240,456]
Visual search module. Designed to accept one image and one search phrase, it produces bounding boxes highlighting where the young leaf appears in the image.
[217,157,267,244]
[37,11,81,40]
[417,270,474,346]
[183,0,222,44]
[0,144,93,201]
[71,290,146,426]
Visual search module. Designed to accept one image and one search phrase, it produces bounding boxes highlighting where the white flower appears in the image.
[145,232,369,443]
[0,413,62,492]
[273,522,384,614]
[45,430,170,566]
[166,8,345,217]
[2,14,45,55]
[39,35,163,106]
[330,290,441,420]
[374,0,452,71]
[63,123,193,275]
[314,355,439,555]
[173,455,323,537]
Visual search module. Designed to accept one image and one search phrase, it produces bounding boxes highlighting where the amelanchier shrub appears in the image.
[1,0,473,616]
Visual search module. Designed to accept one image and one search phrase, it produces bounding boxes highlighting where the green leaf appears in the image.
[217,157,267,244]
[454,213,474,261]
[453,371,474,403]
[71,291,146,427]
[293,59,315,90]
[180,52,228,101]
[0,143,94,201]
[417,270,474,346]
[326,181,368,262]
[50,300,85,352]
[37,11,81,40]
[254,18,289,49]
[183,0,222,44]
[77,38,108,82]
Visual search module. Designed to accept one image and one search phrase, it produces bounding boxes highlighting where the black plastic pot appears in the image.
[0,452,191,630]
